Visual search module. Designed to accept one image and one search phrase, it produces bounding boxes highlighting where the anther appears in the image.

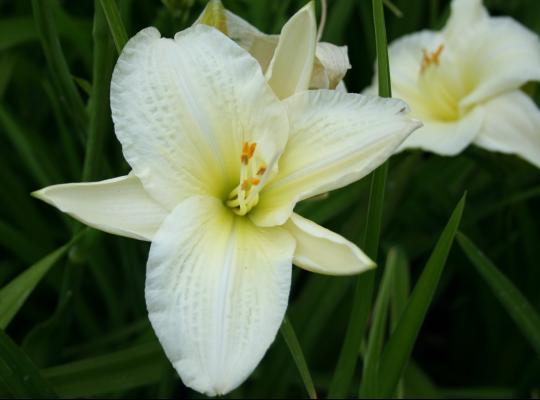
[421,44,444,73]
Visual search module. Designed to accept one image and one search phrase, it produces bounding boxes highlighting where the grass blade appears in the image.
[280,316,317,399]
[378,194,466,397]
[389,247,410,332]
[359,248,400,397]
[82,0,115,181]
[0,105,58,187]
[0,231,87,329]
[457,232,540,357]
[328,0,392,396]
[32,0,88,141]
[99,0,128,54]
[0,329,57,398]
[42,341,166,398]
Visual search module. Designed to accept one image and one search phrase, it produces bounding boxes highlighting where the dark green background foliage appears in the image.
[1,0,540,398]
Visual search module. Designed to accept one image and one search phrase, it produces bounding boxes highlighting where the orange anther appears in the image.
[251,178,260,186]
[256,166,266,176]
[241,180,251,190]
[421,44,444,73]
[249,143,257,158]
[241,142,257,164]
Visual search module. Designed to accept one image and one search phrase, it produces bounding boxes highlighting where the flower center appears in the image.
[226,142,267,216]
[420,44,444,73]
[416,43,463,121]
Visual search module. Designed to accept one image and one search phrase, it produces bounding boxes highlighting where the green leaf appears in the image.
[328,271,375,398]
[32,0,88,142]
[82,0,115,181]
[0,105,58,187]
[377,194,466,397]
[99,0,129,54]
[360,248,400,397]
[0,231,87,329]
[389,247,410,333]
[0,17,38,50]
[389,248,411,398]
[42,341,167,398]
[280,316,317,399]
[0,329,57,398]
[457,232,540,357]
[403,361,442,399]
[328,0,392,396]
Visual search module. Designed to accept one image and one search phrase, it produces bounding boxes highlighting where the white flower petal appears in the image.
[265,2,317,99]
[455,17,540,108]
[443,0,489,42]
[251,90,421,226]
[110,26,288,209]
[310,43,351,90]
[398,105,484,155]
[223,10,279,73]
[32,175,168,241]
[474,90,540,168]
[375,30,444,118]
[285,213,374,275]
[146,196,295,396]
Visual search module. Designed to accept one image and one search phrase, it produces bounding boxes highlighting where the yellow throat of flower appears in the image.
[226,142,267,216]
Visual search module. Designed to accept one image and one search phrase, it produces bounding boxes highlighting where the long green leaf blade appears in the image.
[280,316,317,399]
[42,341,166,398]
[0,231,87,329]
[99,0,128,53]
[457,232,540,357]
[0,329,57,398]
[328,0,392,396]
[82,0,115,181]
[378,194,466,397]
[360,248,400,397]
[32,0,88,141]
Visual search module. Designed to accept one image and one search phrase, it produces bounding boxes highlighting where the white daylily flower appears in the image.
[368,0,540,167]
[33,25,420,395]
[196,0,351,98]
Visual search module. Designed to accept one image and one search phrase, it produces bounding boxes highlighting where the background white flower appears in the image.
[368,0,540,167]
[33,25,419,395]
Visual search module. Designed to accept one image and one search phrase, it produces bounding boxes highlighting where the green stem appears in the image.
[328,0,392,396]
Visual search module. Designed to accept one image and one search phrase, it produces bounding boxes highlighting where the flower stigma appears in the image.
[226,142,267,216]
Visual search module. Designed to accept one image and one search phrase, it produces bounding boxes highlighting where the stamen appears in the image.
[227,141,266,216]
[421,44,444,73]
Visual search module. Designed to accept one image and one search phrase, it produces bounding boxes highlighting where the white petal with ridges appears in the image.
[285,213,374,275]
[251,90,421,226]
[146,196,295,396]
[110,25,288,209]
[474,90,540,168]
[32,175,168,241]
[265,2,317,99]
